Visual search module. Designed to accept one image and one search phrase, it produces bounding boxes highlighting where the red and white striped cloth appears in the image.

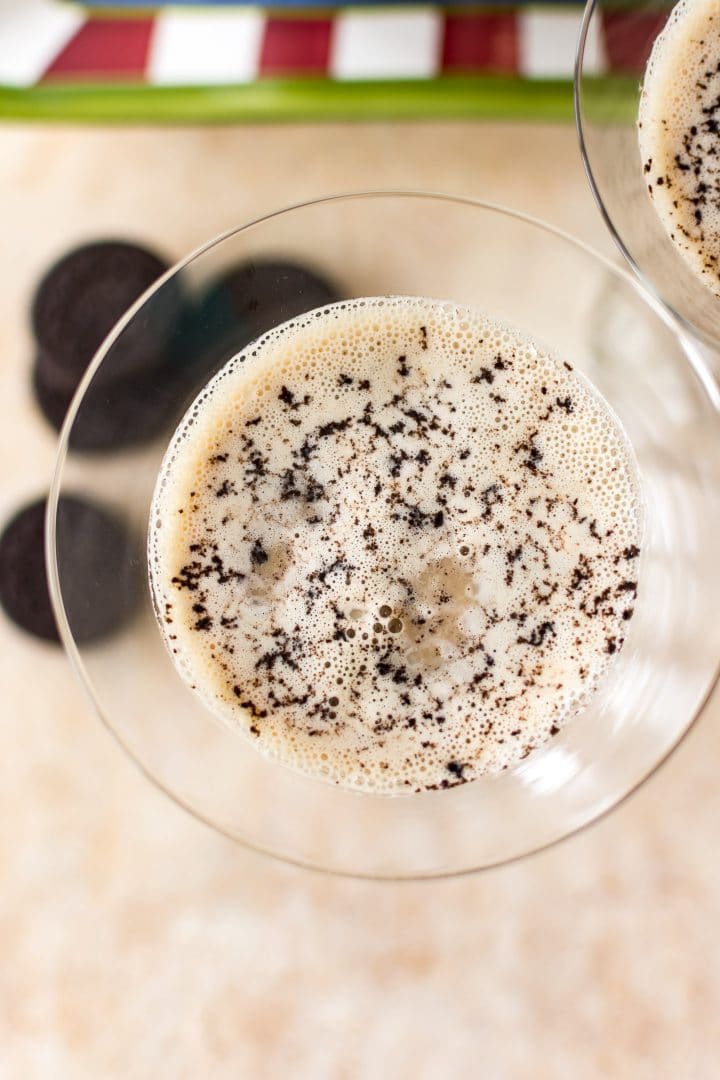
[0,1,663,87]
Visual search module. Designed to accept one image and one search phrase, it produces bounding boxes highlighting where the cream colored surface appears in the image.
[0,123,718,1079]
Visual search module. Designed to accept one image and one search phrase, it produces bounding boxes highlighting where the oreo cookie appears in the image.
[32,241,171,387]
[0,495,137,644]
[32,353,72,436]
[184,259,342,380]
[33,351,185,452]
[30,240,192,449]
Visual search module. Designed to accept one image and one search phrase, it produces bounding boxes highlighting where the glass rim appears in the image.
[45,189,720,880]
[574,0,720,353]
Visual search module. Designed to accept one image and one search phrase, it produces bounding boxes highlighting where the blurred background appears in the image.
[1,2,718,1077]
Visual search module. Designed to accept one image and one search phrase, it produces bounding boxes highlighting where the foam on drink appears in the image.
[639,0,720,295]
[149,297,641,795]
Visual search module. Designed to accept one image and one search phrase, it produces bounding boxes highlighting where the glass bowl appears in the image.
[575,0,720,352]
[47,192,720,879]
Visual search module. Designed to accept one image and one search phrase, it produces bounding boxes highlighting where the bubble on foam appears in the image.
[638,0,720,294]
[148,296,642,796]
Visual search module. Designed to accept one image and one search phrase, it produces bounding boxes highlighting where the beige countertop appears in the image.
[1,122,719,1079]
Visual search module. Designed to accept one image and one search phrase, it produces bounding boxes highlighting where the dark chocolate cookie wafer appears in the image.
[0,496,137,644]
[32,353,72,435]
[184,259,342,380]
[33,351,186,452]
[31,238,192,450]
[32,241,172,388]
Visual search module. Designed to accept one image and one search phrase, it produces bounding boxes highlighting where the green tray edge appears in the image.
[0,76,637,124]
